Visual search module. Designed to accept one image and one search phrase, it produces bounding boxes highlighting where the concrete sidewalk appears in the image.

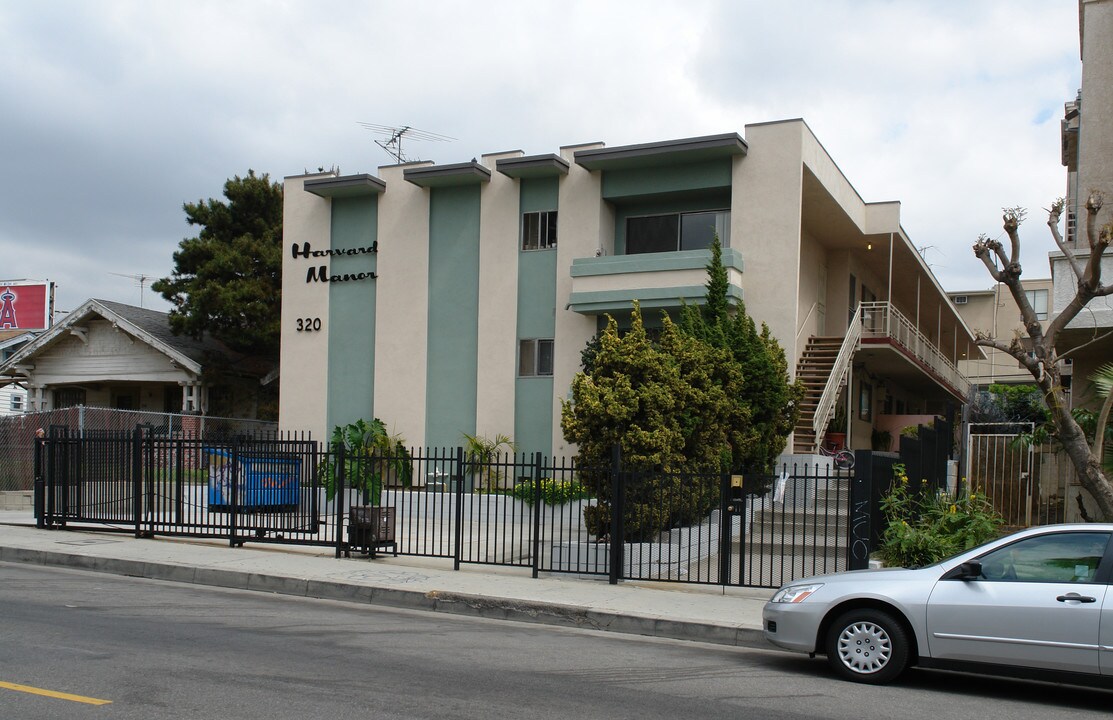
[0,512,775,649]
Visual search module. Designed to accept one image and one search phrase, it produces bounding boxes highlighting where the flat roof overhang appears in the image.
[496,154,570,179]
[304,174,386,198]
[404,162,491,188]
[574,133,748,172]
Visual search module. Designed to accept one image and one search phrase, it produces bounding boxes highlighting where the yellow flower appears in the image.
[950,505,957,514]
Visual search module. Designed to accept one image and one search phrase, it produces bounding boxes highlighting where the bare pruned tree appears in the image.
[973,193,1113,520]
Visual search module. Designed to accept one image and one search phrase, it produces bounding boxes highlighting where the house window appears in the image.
[626,210,729,255]
[1025,289,1049,321]
[519,339,554,377]
[54,388,86,408]
[523,211,557,250]
[10,394,23,412]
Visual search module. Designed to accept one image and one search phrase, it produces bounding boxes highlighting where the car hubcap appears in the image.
[837,621,892,674]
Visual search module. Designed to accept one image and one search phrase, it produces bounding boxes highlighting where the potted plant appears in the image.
[826,404,848,451]
[321,418,409,557]
[871,428,893,452]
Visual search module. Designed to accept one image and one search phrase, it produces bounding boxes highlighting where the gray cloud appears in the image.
[0,0,1082,316]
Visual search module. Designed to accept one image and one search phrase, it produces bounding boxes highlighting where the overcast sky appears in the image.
[0,1,1082,317]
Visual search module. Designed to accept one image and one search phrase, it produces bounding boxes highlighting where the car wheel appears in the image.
[825,609,909,684]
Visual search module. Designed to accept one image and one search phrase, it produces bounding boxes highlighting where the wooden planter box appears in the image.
[345,505,397,558]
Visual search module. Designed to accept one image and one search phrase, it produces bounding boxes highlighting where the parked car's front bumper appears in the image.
[763,601,824,653]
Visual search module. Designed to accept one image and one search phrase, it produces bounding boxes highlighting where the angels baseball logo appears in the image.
[0,287,16,329]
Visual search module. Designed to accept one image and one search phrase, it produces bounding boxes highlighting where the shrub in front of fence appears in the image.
[878,463,1004,568]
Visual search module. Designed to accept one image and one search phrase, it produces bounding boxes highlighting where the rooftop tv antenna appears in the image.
[109,272,155,308]
[358,123,455,163]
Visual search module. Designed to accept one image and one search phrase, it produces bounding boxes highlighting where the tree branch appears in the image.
[1047,198,1085,283]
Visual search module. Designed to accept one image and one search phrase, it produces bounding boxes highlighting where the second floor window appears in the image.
[626,210,730,255]
[523,211,557,250]
[1025,289,1049,321]
[519,338,554,377]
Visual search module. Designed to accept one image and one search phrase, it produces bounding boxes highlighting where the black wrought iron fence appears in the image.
[35,427,860,589]
[1,407,276,491]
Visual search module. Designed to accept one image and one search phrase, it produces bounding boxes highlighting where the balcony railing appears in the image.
[859,301,970,398]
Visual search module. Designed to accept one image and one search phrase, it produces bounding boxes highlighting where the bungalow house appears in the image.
[0,299,274,419]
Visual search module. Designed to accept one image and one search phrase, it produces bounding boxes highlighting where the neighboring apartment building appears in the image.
[278,119,977,458]
[949,279,1055,388]
[1055,0,1113,413]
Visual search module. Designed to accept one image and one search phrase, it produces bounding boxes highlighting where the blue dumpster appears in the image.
[206,448,301,511]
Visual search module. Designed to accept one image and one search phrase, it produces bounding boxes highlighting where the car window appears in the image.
[976,531,1111,583]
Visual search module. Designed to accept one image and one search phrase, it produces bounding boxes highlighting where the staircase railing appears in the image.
[811,305,862,449]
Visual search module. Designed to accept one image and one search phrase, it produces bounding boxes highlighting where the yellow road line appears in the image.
[0,680,112,705]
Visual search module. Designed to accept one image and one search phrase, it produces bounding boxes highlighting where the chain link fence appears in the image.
[0,407,277,491]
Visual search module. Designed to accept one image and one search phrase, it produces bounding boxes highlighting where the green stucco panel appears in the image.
[426,185,481,449]
[327,195,378,432]
[515,177,558,456]
[601,159,731,201]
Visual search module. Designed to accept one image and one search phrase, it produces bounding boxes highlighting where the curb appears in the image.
[0,544,771,650]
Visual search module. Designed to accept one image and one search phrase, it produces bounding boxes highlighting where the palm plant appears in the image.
[461,432,517,491]
[321,418,411,504]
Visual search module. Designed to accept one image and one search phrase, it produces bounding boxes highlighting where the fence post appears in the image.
[453,447,465,571]
[718,471,733,585]
[229,435,240,548]
[334,442,346,559]
[33,434,45,529]
[847,450,874,570]
[132,425,143,538]
[608,445,623,585]
[531,453,542,579]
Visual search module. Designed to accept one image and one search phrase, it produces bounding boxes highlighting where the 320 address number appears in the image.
[296,317,322,332]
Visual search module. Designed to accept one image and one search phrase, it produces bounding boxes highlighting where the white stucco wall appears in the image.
[553,143,612,456]
[278,174,333,439]
[735,121,805,368]
[476,151,522,440]
[373,164,432,449]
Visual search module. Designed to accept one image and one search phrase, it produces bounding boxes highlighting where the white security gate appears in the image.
[966,424,1037,527]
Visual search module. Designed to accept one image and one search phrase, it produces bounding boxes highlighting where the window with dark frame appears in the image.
[522,211,558,251]
[626,210,730,255]
[858,381,872,421]
[518,338,554,377]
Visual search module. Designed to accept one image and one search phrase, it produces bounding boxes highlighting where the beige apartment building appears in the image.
[278,119,977,459]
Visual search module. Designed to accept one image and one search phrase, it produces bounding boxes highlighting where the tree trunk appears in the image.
[1046,378,1113,521]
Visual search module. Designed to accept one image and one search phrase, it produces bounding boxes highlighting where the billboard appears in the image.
[0,281,53,331]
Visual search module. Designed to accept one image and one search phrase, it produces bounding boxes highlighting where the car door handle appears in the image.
[1056,593,1097,603]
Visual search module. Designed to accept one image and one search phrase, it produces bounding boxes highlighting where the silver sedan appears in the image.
[762,523,1113,685]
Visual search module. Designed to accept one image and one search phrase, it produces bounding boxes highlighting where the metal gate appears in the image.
[966,423,1038,527]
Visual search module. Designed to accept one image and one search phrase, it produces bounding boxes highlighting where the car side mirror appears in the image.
[952,560,982,580]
